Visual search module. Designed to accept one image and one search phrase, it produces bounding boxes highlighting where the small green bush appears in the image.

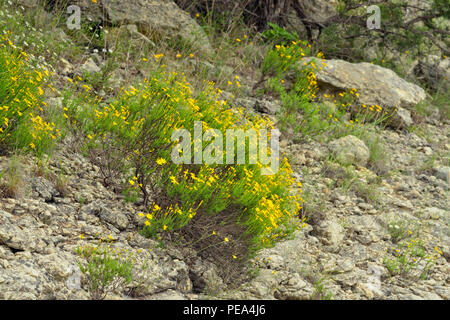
[76,237,134,300]
[384,238,443,279]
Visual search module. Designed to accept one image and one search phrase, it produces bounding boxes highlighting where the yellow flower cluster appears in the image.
[243,158,304,246]
[75,65,304,250]
[271,40,308,73]
[306,71,317,99]
[384,237,443,278]
[139,201,199,236]
[0,32,57,155]
[266,39,391,139]
[29,113,60,146]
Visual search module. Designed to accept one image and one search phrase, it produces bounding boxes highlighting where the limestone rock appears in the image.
[80,57,101,74]
[235,97,281,115]
[301,58,427,112]
[316,220,346,247]
[71,0,212,54]
[389,107,414,129]
[32,177,58,202]
[80,200,129,231]
[296,0,338,24]
[433,166,449,183]
[189,260,224,294]
[0,211,46,252]
[329,135,370,166]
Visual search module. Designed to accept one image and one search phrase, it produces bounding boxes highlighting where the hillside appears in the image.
[0,0,448,300]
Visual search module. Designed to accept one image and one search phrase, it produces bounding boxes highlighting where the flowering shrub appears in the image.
[0,32,59,156]
[262,39,311,77]
[262,37,390,140]
[384,238,443,280]
[263,41,339,137]
[68,65,305,256]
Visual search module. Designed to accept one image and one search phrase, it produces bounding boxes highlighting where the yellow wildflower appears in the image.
[156,158,167,165]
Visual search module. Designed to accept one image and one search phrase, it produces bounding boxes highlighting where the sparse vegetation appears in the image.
[383,238,443,279]
[0,0,447,301]
[0,155,24,198]
[386,219,417,243]
[311,277,333,300]
[76,236,134,300]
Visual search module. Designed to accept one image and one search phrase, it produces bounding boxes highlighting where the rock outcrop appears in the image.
[295,0,338,24]
[302,58,427,111]
[300,57,428,128]
[329,135,370,167]
[70,0,212,54]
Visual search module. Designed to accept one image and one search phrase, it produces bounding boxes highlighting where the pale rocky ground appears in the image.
[1,103,448,300]
[228,122,449,300]
[1,0,448,300]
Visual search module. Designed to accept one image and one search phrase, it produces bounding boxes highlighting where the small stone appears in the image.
[80,57,101,74]
[358,203,374,211]
[32,177,58,202]
[433,166,449,183]
[59,58,73,74]
[317,220,345,247]
[389,107,414,129]
[423,146,433,156]
[329,135,370,167]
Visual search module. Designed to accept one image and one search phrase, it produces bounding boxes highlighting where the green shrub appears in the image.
[383,238,442,279]
[76,237,134,300]
[0,32,59,156]
[66,65,305,261]
[262,22,300,45]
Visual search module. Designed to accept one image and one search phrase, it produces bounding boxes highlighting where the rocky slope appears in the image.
[1,94,448,300]
[0,0,448,300]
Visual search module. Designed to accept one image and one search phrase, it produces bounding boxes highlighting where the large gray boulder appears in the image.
[299,58,427,128]
[329,135,370,167]
[301,58,427,111]
[69,0,212,54]
[296,0,338,24]
[286,0,337,38]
